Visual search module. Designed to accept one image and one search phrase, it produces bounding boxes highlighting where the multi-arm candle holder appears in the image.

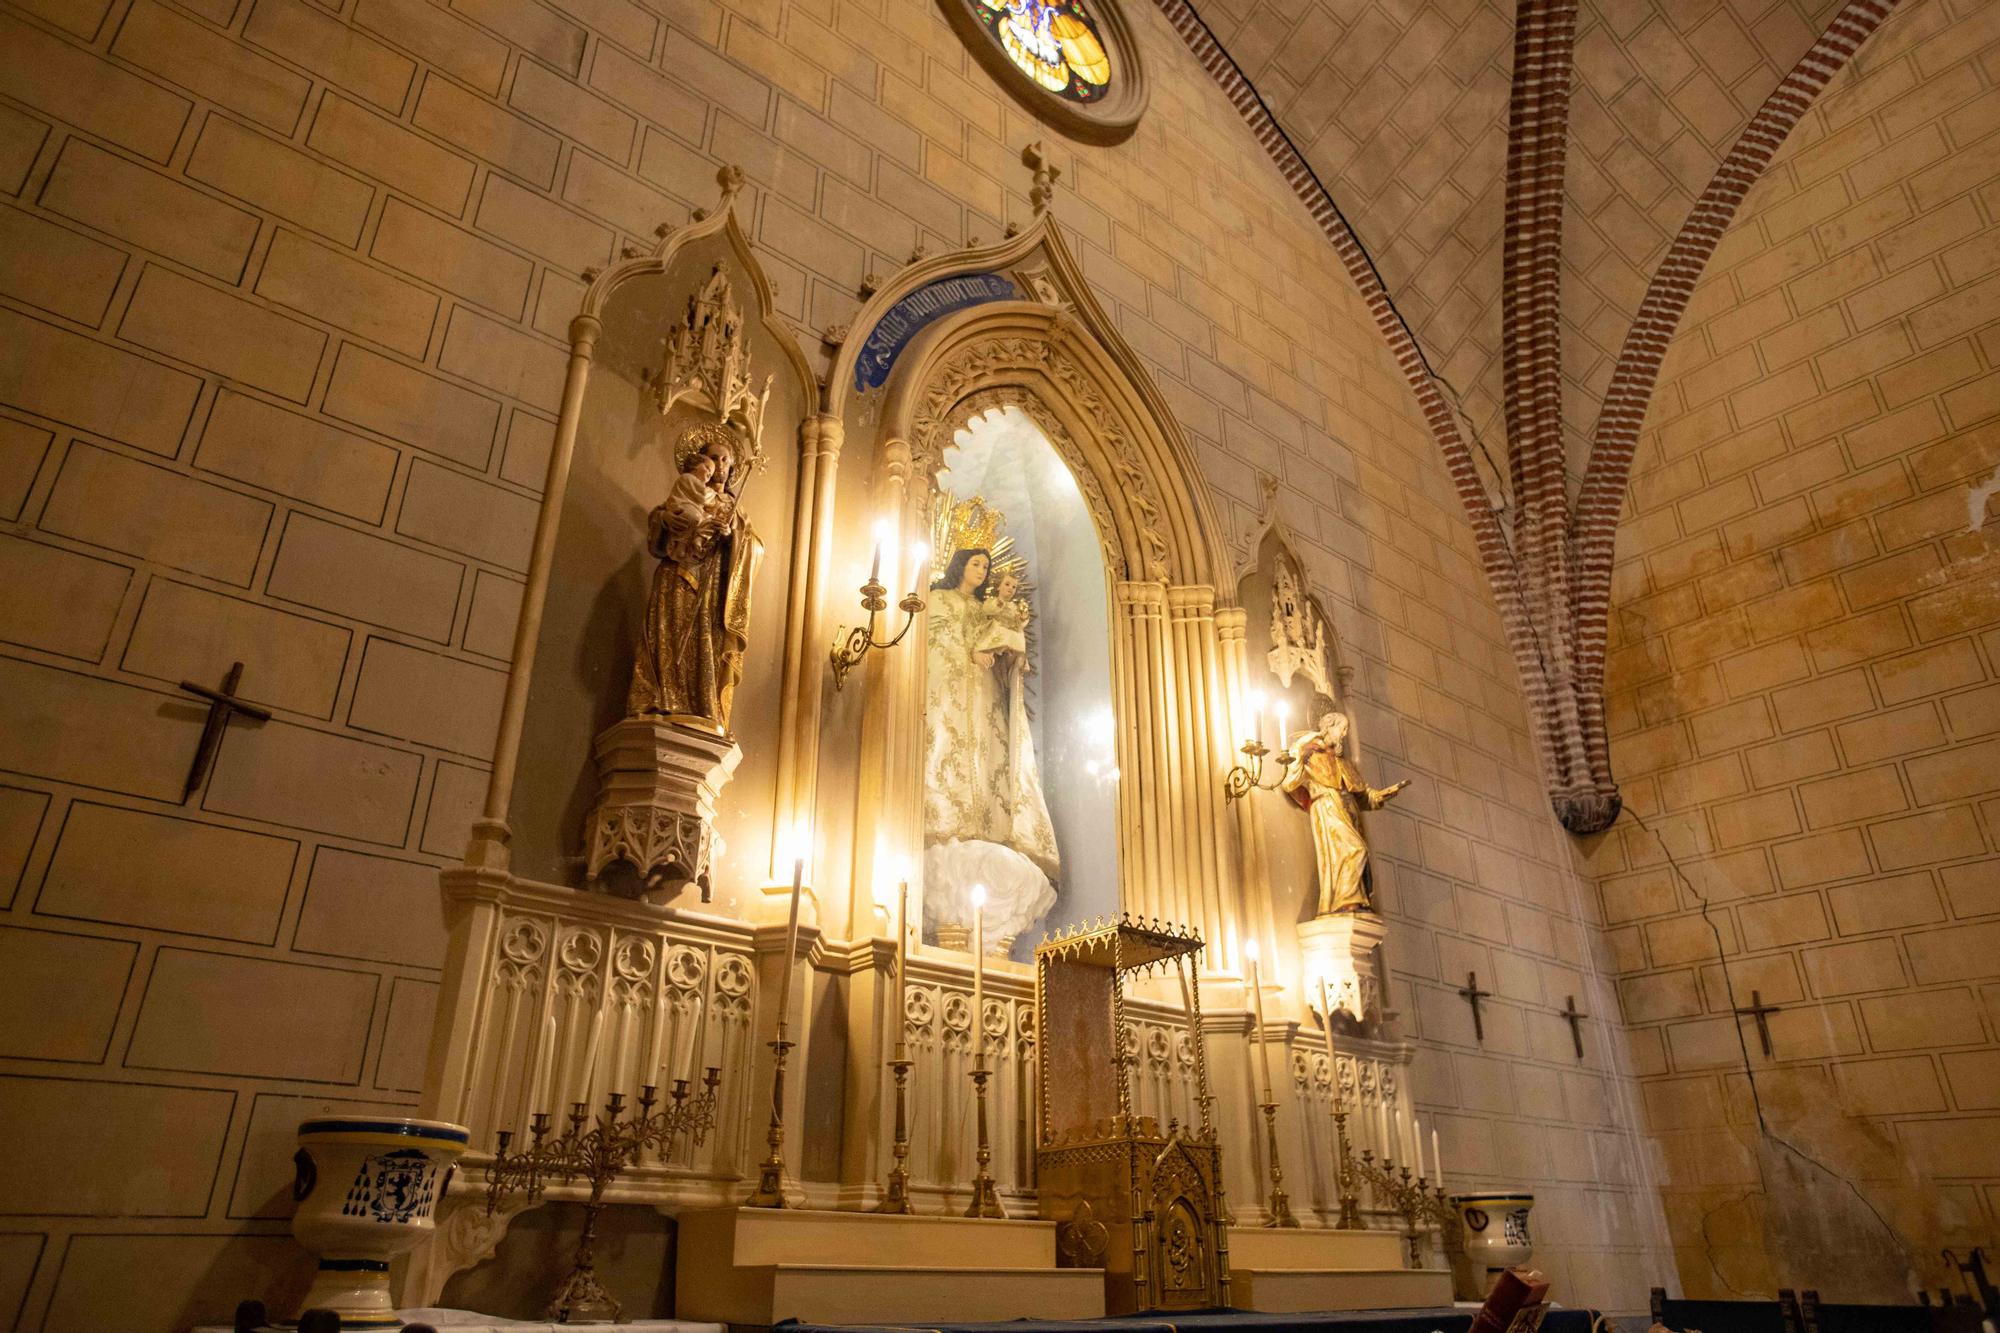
[829,571,925,690]
[1223,738,1294,800]
[1350,1144,1450,1267]
[485,1073,721,1322]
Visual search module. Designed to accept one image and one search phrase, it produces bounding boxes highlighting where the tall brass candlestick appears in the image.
[747,856,804,1208]
[1245,942,1297,1227]
[964,884,1003,1218]
[876,879,915,1214]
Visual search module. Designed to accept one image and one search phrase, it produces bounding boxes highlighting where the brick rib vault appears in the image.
[1155,0,1904,834]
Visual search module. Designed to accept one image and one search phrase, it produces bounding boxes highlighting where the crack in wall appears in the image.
[1626,806,1921,1297]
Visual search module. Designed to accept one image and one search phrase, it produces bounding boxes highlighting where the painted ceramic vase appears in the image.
[1450,1191,1535,1296]
[291,1116,470,1329]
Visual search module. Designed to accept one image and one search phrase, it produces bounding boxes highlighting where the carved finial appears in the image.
[821,322,850,346]
[717,163,745,206]
[620,244,641,259]
[967,234,982,247]
[654,221,672,238]
[908,243,930,265]
[691,207,709,222]
[1005,221,1022,238]
[581,266,601,283]
[1259,472,1281,515]
[859,272,881,297]
[1024,141,1061,216]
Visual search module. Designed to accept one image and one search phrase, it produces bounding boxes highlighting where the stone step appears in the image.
[678,1205,1060,1270]
[1230,1265,1455,1313]
[676,1262,1107,1326]
[1227,1225,1407,1272]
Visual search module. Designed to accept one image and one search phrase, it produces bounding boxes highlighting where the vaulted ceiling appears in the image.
[1198,0,1851,490]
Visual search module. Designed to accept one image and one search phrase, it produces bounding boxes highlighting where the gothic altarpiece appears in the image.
[409,171,1443,1321]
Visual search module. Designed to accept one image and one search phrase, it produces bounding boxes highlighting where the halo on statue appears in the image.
[932,491,1028,585]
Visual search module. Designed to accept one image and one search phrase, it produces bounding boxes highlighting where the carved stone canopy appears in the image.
[648,263,773,465]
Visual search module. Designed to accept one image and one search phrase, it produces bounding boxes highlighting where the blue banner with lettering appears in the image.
[852,272,1018,392]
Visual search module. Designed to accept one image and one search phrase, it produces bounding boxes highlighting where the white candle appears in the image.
[1432,1126,1443,1189]
[1377,1101,1389,1160]
[1413,1116,1424,1176]
[1246,940,1273,1102]
[774,855,805,1038]
[645,986,666,1084]
[530,1013,555,1117]
[1275,701,1291,751]
[970,883,987,1062]
[894,879,910,1061]
[577,1006,605,1110]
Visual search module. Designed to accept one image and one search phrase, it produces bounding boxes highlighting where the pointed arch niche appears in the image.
[817,219,1253,971]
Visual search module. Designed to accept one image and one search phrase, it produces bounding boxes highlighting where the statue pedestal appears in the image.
[583,717,741,900]
[1299,911,1387,1022]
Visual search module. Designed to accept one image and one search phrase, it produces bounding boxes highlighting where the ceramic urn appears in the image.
[291,1115,470,1329]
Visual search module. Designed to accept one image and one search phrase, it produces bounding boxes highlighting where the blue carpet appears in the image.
[780,1306,1599,1332]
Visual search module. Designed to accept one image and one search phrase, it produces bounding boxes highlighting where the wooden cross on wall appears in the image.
[177,661,270,801]
[1560,995,1588,1061]
[1458,971,1491,1043]
[1734,989,1783,1058]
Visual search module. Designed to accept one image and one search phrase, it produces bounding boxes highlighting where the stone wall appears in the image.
[0,0,1670,1322]
[1597,0,2000,1301]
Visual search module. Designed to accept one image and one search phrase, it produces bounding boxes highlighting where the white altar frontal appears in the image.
[295,169,1464,1330]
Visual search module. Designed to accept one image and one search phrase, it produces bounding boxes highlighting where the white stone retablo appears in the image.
[1299,910,1388,1022]
[583,717,741,900]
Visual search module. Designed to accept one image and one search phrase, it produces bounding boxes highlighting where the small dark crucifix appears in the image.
[1560,995,1588,1060]
[177,662,270,801]
[1734,989,1782,1058]
[1457,971,1491,1043]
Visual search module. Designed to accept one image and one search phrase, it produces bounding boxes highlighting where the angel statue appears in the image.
[628,423,763,730]
[1281,711,1408,917]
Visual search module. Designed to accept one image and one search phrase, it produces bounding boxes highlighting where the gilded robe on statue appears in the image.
[629,433,763,730]
[1282,711,1406,916]
[922,546,1059,942]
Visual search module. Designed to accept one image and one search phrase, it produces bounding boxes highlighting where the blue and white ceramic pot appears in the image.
[1449,1191,1535,1297]
[291,1116,469,1329]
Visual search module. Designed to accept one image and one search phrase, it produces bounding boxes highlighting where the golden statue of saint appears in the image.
[628,426,763,729]
[1281,711,1407,916]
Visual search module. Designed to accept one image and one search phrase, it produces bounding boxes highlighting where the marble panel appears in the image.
[0,533,128,661]
[122,578,350,719]
[43,1233,311,1333]
[0,783,48,909]
[204,717,421,846]
[127,948,377,1083]
[39,802,297,943]
[0,925,135,1060]
[375,975,437,1093]
[419,759,485,857]
[292,845,446,968]
[0,658,190,801]
[348,637,505,759]
[0,1076,231,1215]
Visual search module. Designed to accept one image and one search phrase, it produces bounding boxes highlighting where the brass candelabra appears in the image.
[1223,738,1294,800]
[485,1073,721,1322]
[1349,1141,1450,1266]
[829,570,924,690]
